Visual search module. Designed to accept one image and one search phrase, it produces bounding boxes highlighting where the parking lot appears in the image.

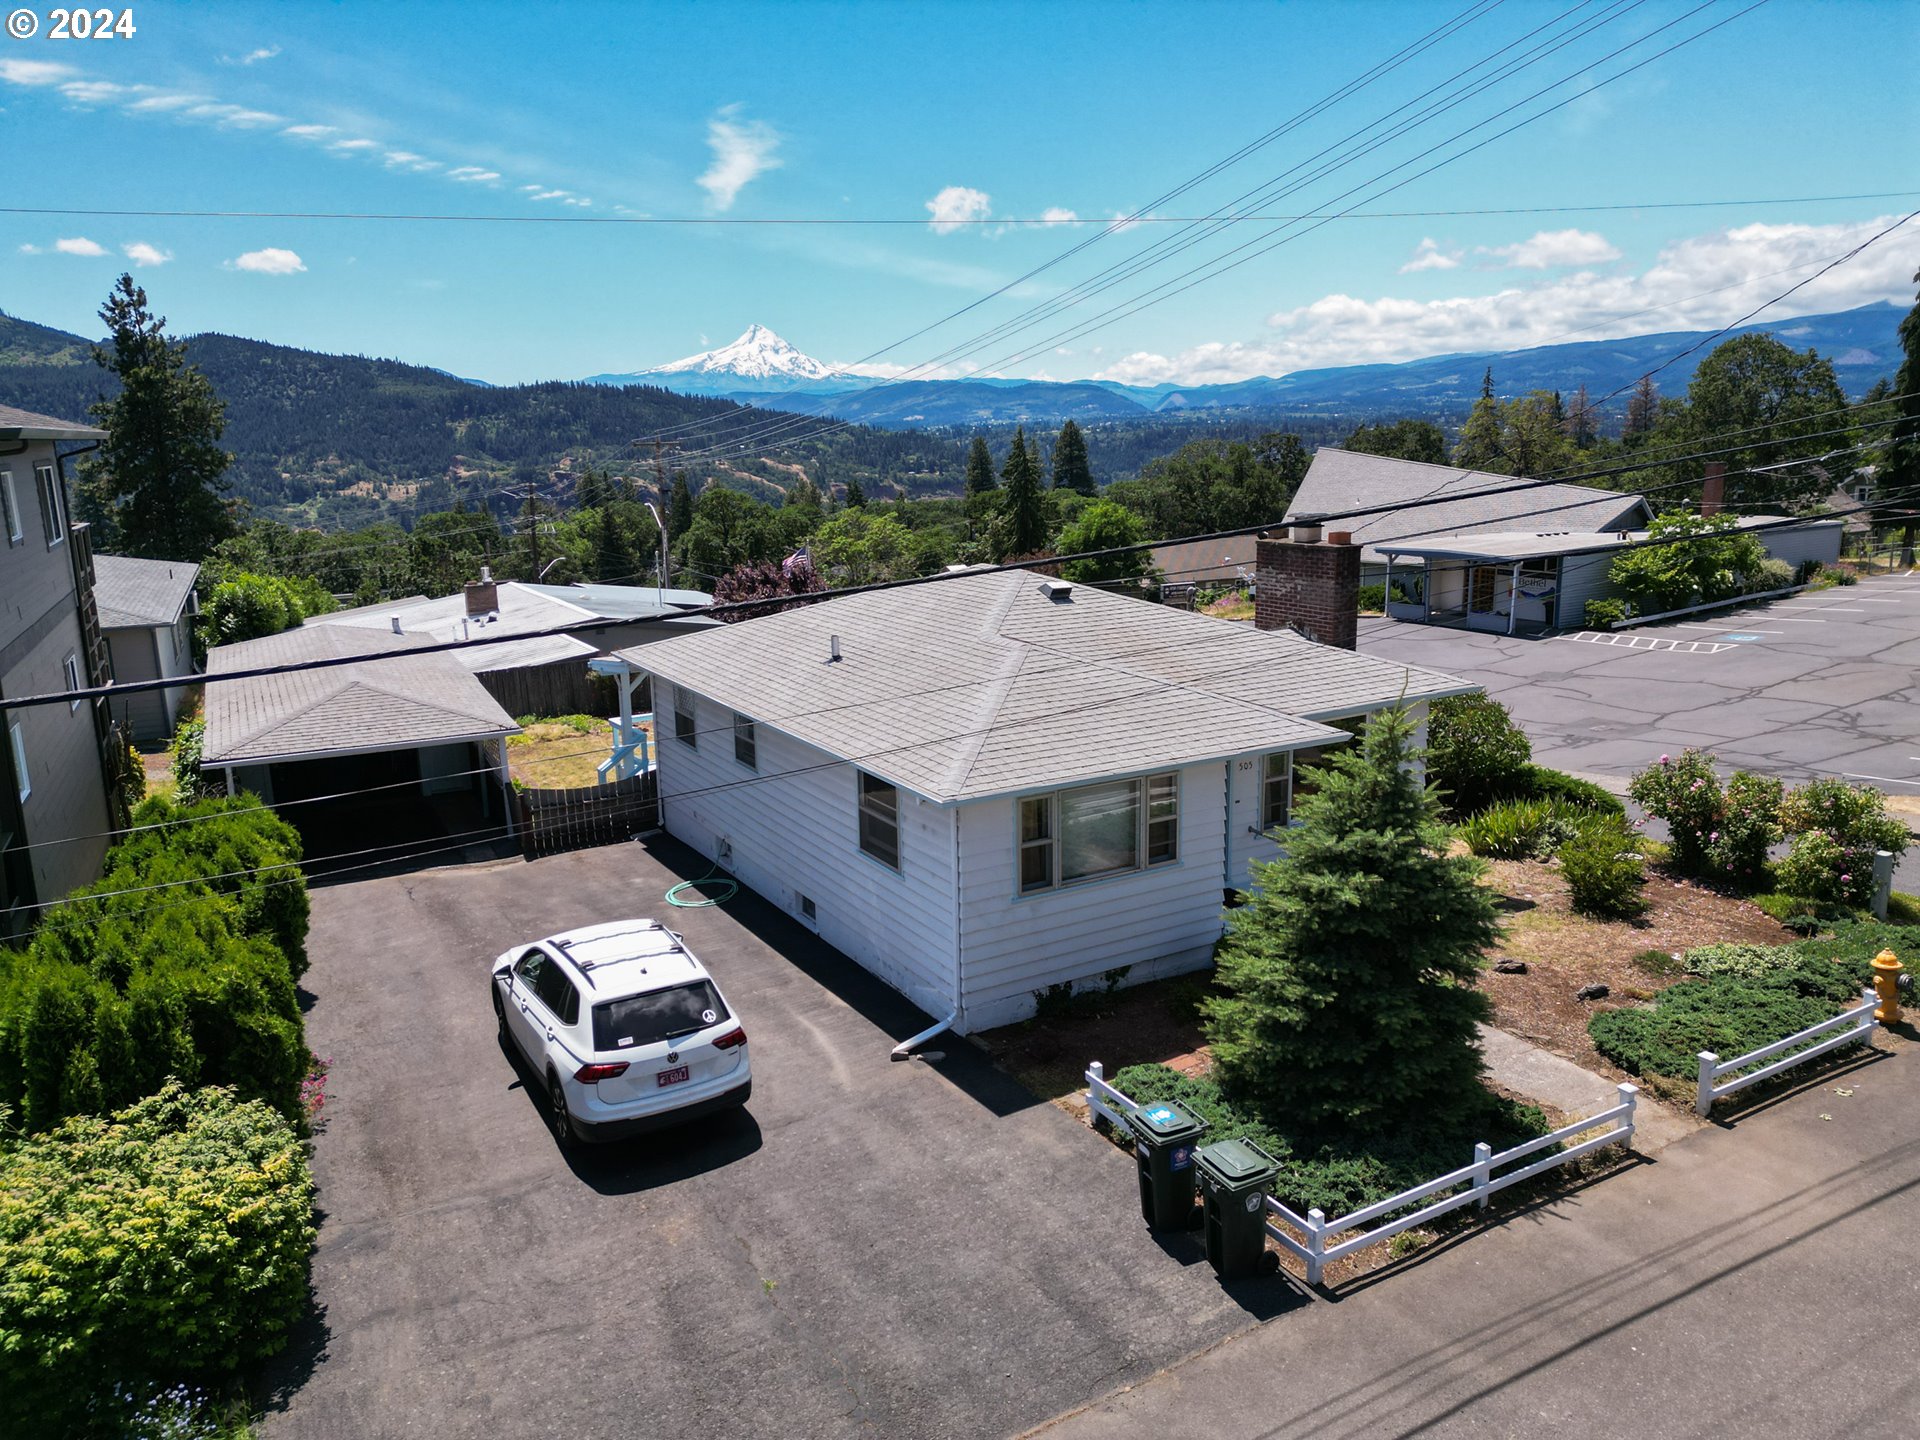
[265,837,1278,1439]
[1361,573,1920,883]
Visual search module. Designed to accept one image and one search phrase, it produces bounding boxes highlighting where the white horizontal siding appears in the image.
[655,684,958,1019]
[1759,521,1842,571]
[1556,553,1616,625]
[955,762,1228,1031]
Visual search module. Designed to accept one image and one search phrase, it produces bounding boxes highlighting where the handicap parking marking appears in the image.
[1717,633,1766,643]
[1561,631,1735,655]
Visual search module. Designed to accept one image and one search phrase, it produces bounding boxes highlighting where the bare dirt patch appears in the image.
[1480,856,1794,1078]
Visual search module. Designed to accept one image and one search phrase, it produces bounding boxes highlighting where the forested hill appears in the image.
[0,313,965,530]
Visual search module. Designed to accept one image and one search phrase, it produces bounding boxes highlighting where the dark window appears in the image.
[673,688,696,748]
[857,771,899,869]
[1262,753,1290,829]
[513,947,546,985]
[592,980,731,1051]
[35,465,64,549]
[1019,795,1053,893]
[799,895,816,921]
[1146,773,1179,863]
[1288,743,1341,810]
[533,960,578,1025]
[733,713,757,769]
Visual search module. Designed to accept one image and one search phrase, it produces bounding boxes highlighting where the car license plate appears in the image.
[656,1065,690,1087]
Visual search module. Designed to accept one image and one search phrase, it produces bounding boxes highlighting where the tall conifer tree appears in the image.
[964,435,998,495]
[1050,419,1095,493]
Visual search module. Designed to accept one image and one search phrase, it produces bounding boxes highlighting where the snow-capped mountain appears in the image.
[584,325,850,395]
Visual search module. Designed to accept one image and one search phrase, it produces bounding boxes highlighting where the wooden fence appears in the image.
[514,771,659,859]
[480,663,647,721]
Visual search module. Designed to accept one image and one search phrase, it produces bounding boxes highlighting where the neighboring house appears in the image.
[1149,536,1260,592]
[94,554,200,741]
[622,568,1472,1033]
[305,572,714,716]
[1283,448,1653,583]
[0,403,119,930]
[200,625,520,858]
[1375,515,1844,632]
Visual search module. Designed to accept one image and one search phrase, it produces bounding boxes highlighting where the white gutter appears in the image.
[890,1011,958,1062]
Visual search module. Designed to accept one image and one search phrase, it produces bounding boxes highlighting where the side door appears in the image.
[503,947,550,1063]
[531,961,583,1071]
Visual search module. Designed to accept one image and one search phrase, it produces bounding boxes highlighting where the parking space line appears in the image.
[1774,618,1826,623]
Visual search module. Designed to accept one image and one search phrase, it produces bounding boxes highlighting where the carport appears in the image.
[201,625,520,858]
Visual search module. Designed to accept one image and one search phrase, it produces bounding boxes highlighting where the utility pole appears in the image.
[648,437,679,590]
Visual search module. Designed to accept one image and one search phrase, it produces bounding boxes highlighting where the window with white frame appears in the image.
[1261,752,1291,828]
[672,687,696,748]
[8,722,27,803]
[63,653,82,712]
[35,464,65,548]
[1018,772,1178,893]
[1269,720,1364,824]
[856,771,899,869]
[732,712,757,769]
[0,468,19,544]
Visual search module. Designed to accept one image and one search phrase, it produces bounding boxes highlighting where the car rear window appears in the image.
[592,981,731,1051]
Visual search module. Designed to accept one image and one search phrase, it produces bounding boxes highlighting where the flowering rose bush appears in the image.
[1776,778,1909,907]
[1628,751,1779,884]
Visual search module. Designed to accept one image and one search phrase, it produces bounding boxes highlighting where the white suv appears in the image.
[491,919,751,1146]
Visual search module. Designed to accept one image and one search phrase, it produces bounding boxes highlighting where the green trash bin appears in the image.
[1195,1138,1281,1279]
[1124,1100,1207,1230]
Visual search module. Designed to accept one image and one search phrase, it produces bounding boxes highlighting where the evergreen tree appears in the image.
[1564,383,1598,449]
[667,472,695,544]
[964,434,998,495]
[593,507,637,582]
[81,275,236,561]
[573,466,615,511]
[1881,267,1920,558]
[1625,374,1660,439]
[1480,366,1495,402]
[1050,418,1095,494]
[999,425,1048,556]
[1204,707,1500,1133]
[844,476,867,508]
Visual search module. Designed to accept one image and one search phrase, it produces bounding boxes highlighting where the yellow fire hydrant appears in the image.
[1871,949,1904,1025]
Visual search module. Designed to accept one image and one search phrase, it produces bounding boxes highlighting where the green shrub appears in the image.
[169,718,210,802]
[1589,968,1861,1080]
[1628,751,1780,885]
[1357,583,1385,612]
[1683,941,1795,981]
[1459,798,1585,860]
[1833,567,1859,586]
[1583,597,1630,629]
[1560,818,1648,919]
[1522,766,1625,817]
[1632,948,1684,978]
[0,1083,315,1438]
[1427,694,1532,815]
[1107,1064,1548,1222]
[1749,557,1795,592]
[1774,778,1909,908]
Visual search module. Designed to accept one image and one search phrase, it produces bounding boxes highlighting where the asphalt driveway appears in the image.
[264,837,1274,1438]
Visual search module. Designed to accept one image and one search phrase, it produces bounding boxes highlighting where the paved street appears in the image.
[1032,1037,1920,1440]
[264,838,1271,1440]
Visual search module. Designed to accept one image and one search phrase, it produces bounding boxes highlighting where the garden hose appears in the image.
[666,866,738,908]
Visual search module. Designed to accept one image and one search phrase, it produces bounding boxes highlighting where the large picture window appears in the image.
[1019,772,1178,893]
[857,771,899,869]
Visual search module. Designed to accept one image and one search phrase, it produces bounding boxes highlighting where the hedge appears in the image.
[0,1083,316,1439]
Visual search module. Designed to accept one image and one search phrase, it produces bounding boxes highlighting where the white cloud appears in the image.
[283,123,335,138]
[1091,215,1920,387]
[1481,228,1621,269]
[131,94,207,113]
[926,185,992,234]
[230,247,306,275]
[54,236,107,257]
[223,46,281,66]
[1399,237,1461,273]
[383,150,437,171]
[0,58,75,86]
[698,104,781,211]
[60,79,136,104]
[330,137,381,153]
[17,244,41,255]
[446,165,500,183]
[122,242,172,267]
[1039,207,1081,227]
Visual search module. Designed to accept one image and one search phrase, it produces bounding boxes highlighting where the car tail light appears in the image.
[712,1027,747,1051]
[574,1062,630,1082]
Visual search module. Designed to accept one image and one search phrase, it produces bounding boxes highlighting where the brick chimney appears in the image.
[1255,521,1361,649]
[1701,461,1726,519]
[464,563,499,617]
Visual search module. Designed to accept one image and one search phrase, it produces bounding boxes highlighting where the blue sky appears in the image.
[3,0,1917,385]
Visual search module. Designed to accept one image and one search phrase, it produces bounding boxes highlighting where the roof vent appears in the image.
[389,616,403,635]
[1039,579,1075,602]
[829,634,842,662]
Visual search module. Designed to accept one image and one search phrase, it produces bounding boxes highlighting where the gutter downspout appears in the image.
[891,802,964,1062]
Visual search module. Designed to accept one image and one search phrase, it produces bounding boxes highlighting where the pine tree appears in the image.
[1050,418,1095,493]
[999,425,1048,556]
[1204,707,1500,1133]
[593,507,636,582]
[844,476,867,508]
[1884,267,1920,559]
[1625,374,1659,439]
[81,275,235,560]
[1480,366,1495,402]
[1564,383,1598,449]
[964,435,997,495]
[667,472,695,544]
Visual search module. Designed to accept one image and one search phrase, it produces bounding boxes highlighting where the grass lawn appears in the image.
[505,715,637,789]
[1200,594,1254,622]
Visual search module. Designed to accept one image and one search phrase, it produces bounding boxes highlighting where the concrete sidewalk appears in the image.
[1477,1023,1701,1152]
[1028,1040,1917,1440]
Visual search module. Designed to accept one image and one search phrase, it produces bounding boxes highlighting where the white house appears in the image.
[620,568,1474,1034]
[94,554,200,741]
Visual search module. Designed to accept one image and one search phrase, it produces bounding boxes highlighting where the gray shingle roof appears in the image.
[93,554,200,629]
[0,402,107,440]
[1286,449,1651,563]
[1150,536,1260,587]
[202,625,518,766]
[620,569,1474,803]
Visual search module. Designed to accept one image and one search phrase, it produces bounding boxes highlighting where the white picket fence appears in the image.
[1083,1062,1637,1287]
[1694,989,1877,1117]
